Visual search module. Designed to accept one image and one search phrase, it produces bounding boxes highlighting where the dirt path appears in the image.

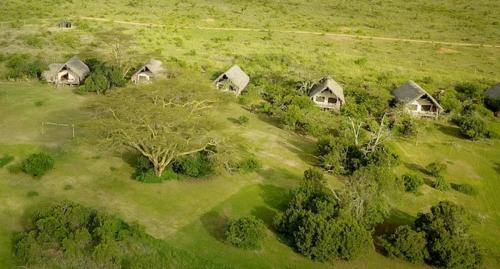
[79,16,500,49]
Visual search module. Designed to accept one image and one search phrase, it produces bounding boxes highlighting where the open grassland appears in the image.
[0,0,499,268]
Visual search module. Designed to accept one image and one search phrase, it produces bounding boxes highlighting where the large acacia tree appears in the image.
[92,73,228,176]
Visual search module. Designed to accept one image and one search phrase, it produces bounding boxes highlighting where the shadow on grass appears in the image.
[226,117,241,125]
[403,162,428,175]
[277,136,317,166]
[374,209,415,237]
[257,167,302,186]
[200,210,229,243]
[494,162,500,175]
[436,123,462,139]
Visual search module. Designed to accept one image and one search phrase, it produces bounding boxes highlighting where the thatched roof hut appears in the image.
[214,65,250,96]
[43,57,90,85]
[131,59,166,84]
[393,80,442,118]
[308,77,345,110]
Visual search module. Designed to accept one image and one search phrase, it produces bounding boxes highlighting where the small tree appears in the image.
[303,167,326,184]
[379,225,428,263]
[225,216,266,249]
[21,153,54,177]
[92,75,226,177]
[401,173,423,193]
[457,113,488,140]
[426,162,447,177]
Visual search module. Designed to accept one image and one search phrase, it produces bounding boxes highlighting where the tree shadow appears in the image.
[494,162,500,175]
[436,123,462,139]
[251,206,277,230]
[403,162,429,175]
[277,136,317,166]
[226,117,241,125]
[200,210,229,243]
[374,209,415,237]
[256,167,302,186]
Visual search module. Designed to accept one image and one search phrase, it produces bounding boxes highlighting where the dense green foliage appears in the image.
[13,201,229,269]
[455,113,491,140]
[21,152,54,177]
[237,156,261,174]
[401,173,423,193]
[415,201,483,269]
[274,173,373,261]
[172,152,214,178]
[132,155,178,183]
[81,58,126,94]
[4,54,45,79]
[395,115,419,137]
[379,225,428,263]
[225,216,266,250]
[303,167,326,184]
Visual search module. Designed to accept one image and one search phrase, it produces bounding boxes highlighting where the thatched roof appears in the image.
[215,65,250,92]
[393,80,443,110]
[43,57,89,81]
[62,57,90,78]
[485,83,500,100]
[308,77,345,104]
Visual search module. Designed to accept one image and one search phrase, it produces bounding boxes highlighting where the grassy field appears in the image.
[0,0,499,268]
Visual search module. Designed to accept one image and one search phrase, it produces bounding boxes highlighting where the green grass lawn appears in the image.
[0,82,499,268]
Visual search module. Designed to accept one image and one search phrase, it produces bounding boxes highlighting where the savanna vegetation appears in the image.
[0,0,499,269]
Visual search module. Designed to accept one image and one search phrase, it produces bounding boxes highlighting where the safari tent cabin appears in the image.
[43,57,90,85]
[308,77,345,110]
[214,65,250,96]
[58,20,73,29]
[131,59,166,84]
[393,80,443,118]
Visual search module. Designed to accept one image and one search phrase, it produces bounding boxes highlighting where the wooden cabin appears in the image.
[308,77,345,110]
[43,57,90,85]
[214,65,250,96]
[393,80,443,118]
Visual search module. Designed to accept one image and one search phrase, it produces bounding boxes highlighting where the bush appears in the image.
[132,155,178,183]
[21,153,54,177]
[303,167,326,184]
[452,183,478,196]
[238,156,261,173]
[0,154,14,168]
[5,54,45,79]
[456,113,489,140]
[426,162,447,177]
[237,115,249,125]
[415,201,482,268]
[172,152,213,178]
[433,176,450,191]
[401,173,423,193]
[396,115,418,137]
[225,216,266,249]
[13,201,228,269]
[379,225,428,263]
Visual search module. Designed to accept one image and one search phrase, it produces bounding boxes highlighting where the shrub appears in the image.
[237,115,249,125]
[225,216,266,249]
[0,154,14,168]
[401,173,423,193]
[132,155,178,183]
[396,115,418,137]
[452,183,478,196]
[238,156,261,173]
[303,167,326,184]
[13,201,228,269]
[414,201,482,268]
[379,225,428,263]
[426,162,446,177]
[21,153,54,177]
[456,113,489,140]
[5,54,45,79]
[433,176,450,191]
[172,152,213,178]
